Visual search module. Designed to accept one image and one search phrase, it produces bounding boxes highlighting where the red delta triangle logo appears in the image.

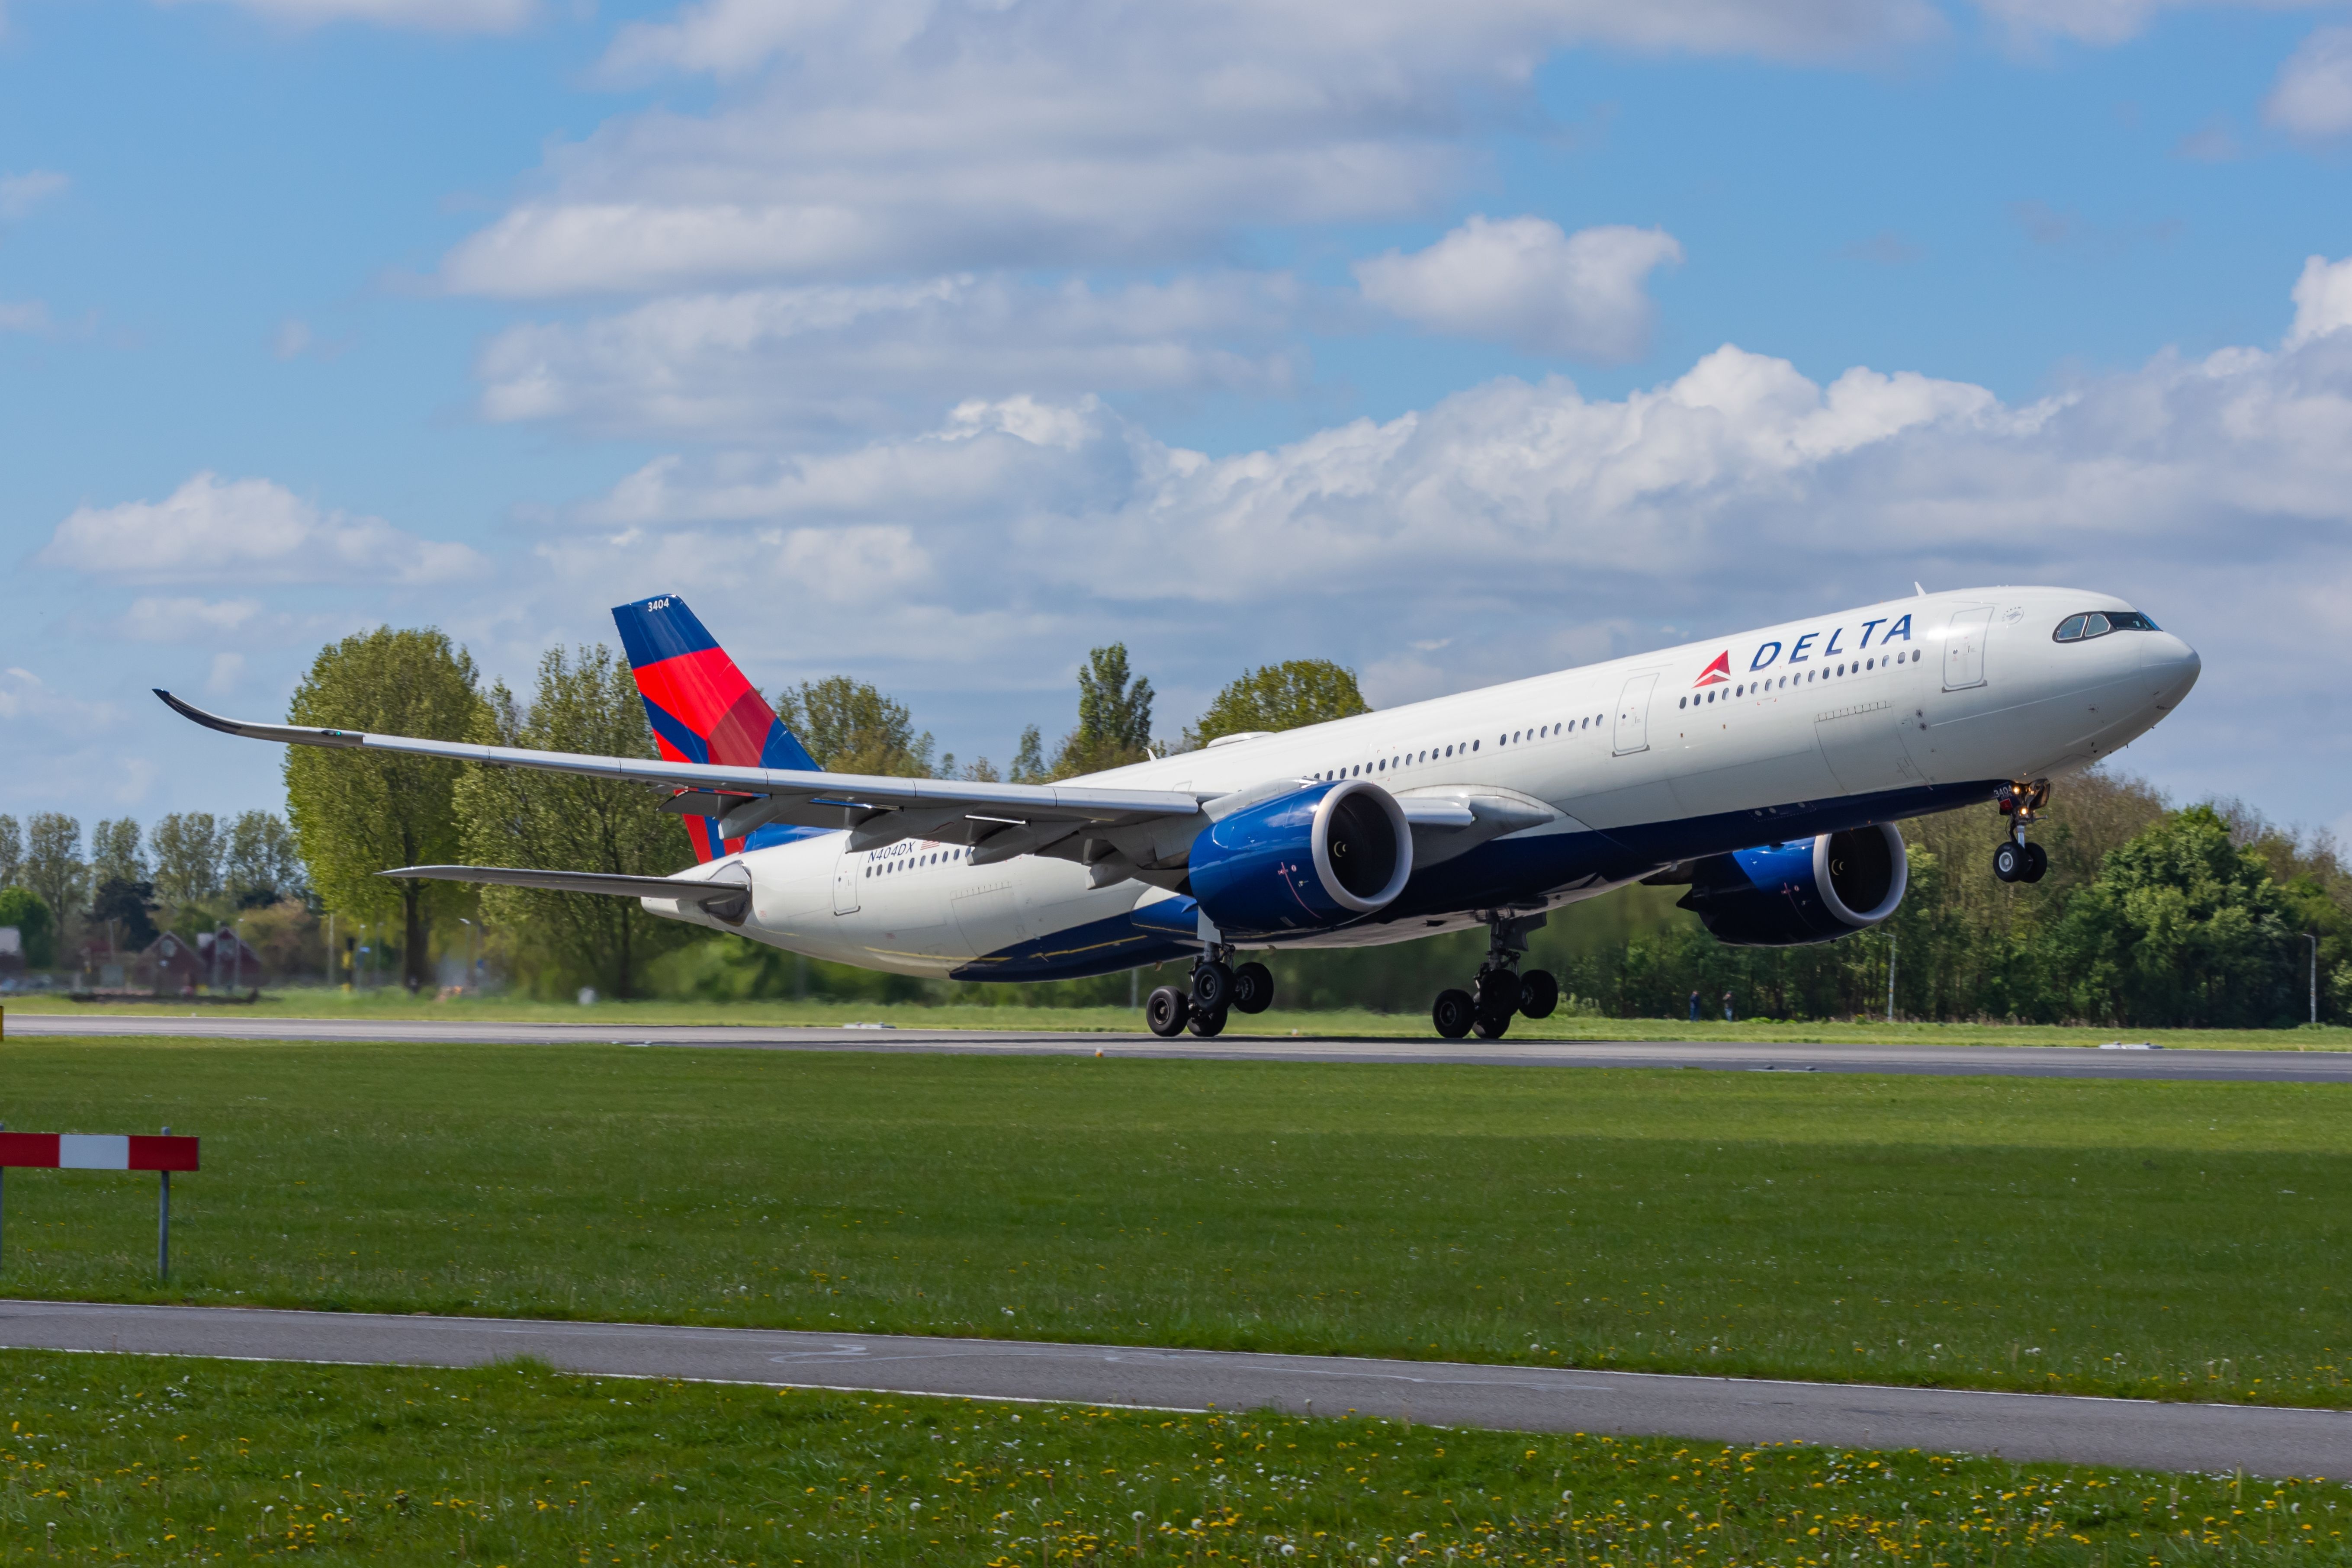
[1693,651,1731,688]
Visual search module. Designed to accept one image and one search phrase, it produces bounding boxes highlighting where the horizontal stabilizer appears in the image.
[378,864,751,906]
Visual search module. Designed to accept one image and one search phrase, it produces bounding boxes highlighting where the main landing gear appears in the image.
[1992,778,2050,884]
[1432,915,1559,1041]
[1144,948,1274,1039]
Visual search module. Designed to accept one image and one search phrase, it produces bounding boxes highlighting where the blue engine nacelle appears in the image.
[1186,779,1413,941]
[1675,823,1908,947]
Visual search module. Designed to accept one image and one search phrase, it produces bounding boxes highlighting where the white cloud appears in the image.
[152,0,533,33]
[1355,217,1683,361]
[2267,25,2352,139]
[446,0,1937,298]
[2288,254,2352,345]
[38,472,485,586]
[477,273,1301,437]
[0,169,67,221]
[0,300,51,334]
[117,596,266,643]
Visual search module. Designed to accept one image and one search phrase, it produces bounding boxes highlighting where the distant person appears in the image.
[1722,990,1735,1022]
[1687,989,1701,1022]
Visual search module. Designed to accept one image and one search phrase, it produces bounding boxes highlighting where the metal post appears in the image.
[1886,930,1897,1024]
[158,1125,170,1282]
[2309,933,2320,1026]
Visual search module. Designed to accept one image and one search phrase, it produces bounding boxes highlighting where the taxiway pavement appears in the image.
[3,1299,2345,1477]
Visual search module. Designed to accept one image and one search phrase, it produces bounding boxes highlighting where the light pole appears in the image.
[2307,932,2320,1026]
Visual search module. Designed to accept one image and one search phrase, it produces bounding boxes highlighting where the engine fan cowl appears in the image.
[1676,823,1909,947]
[1188,779,1412,941]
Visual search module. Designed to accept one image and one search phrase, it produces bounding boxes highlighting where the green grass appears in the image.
[6,989,2349,1049]
[4,1351,2345,1565]
[3,1039,2349,1407]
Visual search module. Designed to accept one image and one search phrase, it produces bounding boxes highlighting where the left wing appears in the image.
[155,689,1208,864]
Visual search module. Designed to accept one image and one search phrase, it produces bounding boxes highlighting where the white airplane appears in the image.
[159,588,2198,1040]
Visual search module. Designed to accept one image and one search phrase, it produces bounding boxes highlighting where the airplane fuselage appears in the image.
[652,587,2199,981]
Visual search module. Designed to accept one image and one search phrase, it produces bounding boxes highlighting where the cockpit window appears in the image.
[2054,608,2159,642]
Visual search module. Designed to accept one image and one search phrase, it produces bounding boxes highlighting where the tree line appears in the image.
[0,808,307,971]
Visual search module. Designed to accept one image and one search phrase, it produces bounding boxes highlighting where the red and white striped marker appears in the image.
[0,1133,199,1171]
[0,1128,198,1279]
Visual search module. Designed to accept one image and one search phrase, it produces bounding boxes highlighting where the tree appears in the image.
[0,887,55,969]
[0,815,21,890]
[775,677,936,777]
[90,818,146,888]
[22,814,83,945]
[151,813,225,905]
[1052,644,1154,777]
[1186,659,1371,748]
[87,877,161,954]
[225,812,307,907]
[456,643,697,1000]
[2052,804,2295,1027]
[1008,726,1047,784]
[285,627,483,993]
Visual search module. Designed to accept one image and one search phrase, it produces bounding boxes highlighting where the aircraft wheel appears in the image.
[1432,989,1475,1041]
[1192,960,1236,1014]
[1231,961,1275,1015]
[1992,841,2024,883]
[1145,986,1191,1038]
[1186,1005,1229,1039]
[1471,1008,1512,1041]
[2021,842,2048,883]
[1518,969,1560,1019]
[1476,969,1523,1018]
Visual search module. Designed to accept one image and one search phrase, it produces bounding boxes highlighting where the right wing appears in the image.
[156,689,1207,864]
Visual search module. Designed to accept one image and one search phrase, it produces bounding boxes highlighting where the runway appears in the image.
[12,1012,2352,1081]
[3,1298,2345,1478]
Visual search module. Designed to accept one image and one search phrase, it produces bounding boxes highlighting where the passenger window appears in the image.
[1472,739,1480,750]
[1679,697,1687,709]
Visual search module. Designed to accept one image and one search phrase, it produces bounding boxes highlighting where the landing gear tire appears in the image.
[1144,986,1191,1038]
[1993,841,2025,883]
[1517,969,1559,1020]
[1476,969,1523,1018]
[1470,1007,1512,1041]
[1186,1006,1229,1039]
[1432,989,1475,1041]
[1192,961,1236,1014]
[1231,961,1275,1015]
[2021,842,2048,883]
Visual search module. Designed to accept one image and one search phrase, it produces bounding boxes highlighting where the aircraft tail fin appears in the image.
[612,594,819,862]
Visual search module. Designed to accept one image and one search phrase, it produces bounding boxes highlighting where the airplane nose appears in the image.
[2143,632,2201,705]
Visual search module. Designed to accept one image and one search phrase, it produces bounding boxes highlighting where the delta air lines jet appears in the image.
[158,589,2198,1040]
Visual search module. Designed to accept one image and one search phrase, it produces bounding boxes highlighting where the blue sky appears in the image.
[4,0,2349,842]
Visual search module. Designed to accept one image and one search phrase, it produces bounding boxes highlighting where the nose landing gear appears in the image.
[1433,914,1560,1041]
[1993,779,2050,884]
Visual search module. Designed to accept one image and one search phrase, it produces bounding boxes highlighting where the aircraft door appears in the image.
[1942,607,1993,691]
[1612,672,1658,755]
[832,844,861,914]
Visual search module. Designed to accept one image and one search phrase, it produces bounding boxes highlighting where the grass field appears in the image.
[4,1351,2344,1566]
[6,990,2349,1050]
[1,1038,2348,1409]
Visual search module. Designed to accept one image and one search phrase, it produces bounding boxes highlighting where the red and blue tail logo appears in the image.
[613,594,819,862]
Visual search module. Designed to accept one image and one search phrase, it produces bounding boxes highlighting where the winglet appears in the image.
[153,689,366,748]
